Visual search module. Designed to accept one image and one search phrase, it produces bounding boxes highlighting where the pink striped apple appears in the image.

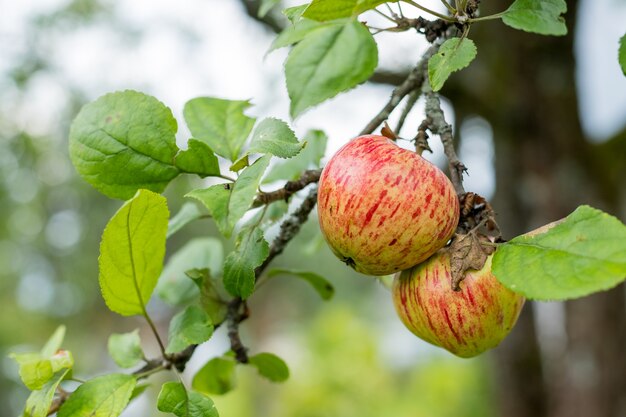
[392,251,525,358]
[317,135,459,276]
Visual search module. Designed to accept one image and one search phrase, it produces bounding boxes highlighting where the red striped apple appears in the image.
[317,135,459,275]
[392,251,525,358]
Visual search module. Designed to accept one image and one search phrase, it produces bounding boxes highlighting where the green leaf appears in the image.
[166,305,214,354]
[618,35,626,75]
[187,268,228,325]
[223,226,270,298]
[303,0,397,21]
[175,139,220,178]
[16,359,53,390]
[248,353,290,382]
[157,382,219,417]
[268,269,334,300]
[99,189,169,316]
[107,330,143,369]
[129,383,150,401]
[502,0,567,36]
[188,155,271,238]
[40,325,66,357]
[247,118,305,158]
[57,374,136,417]
[269,18,344,52]
[69,90,180,200]
[428,37,477,92]
[192,356,237,395]
[264,129,327,183]
[492,206,626,300]
[259,0,282,17]
[286,20,378,118]
[283,5,308,24]
[229,154,250,172]
[167,202,203,239]
[184,97,256,162]
[22,369,69,417]
[156,238,224,306]
[187,185,232,237]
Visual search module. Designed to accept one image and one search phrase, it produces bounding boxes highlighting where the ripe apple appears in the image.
[392,251,525,358]
[317,135,459,275]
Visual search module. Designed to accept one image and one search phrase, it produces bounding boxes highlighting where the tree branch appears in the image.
[253,169,321,207]
[360,43,440,136]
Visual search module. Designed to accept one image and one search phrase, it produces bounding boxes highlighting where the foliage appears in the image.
[8,0,626,415]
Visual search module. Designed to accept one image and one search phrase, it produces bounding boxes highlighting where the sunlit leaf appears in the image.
[22,369,69,417]
[99,189,169,316]
[167,202,203,239]
[57,374,136,417]
[264,129,327,183]
[303,0,398,21]
[223,226,270,298]
[247,118,305,158]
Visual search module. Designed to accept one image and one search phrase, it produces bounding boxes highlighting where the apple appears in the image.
[317,135,459,275]
[392,251,525,358]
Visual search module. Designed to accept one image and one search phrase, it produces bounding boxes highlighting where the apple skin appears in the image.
[392,251,525,358]
[317,135,459,276]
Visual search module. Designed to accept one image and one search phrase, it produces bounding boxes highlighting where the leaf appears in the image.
[492,206,626,300]
[15,359,53,390]
[157,382,219,417]
[57,374,136,417]
[447,233,495,291]
[69,90,180,200]
[192,356,237,395]
[40,325,66,357]
[247,118,305,158]
[187,268,228,325]
[129,383,150,402]
[269,18,344,52]
[166,305,214,354]
[156,238,224,306]
[248,353,290,382]
[188,155,271,238]
[22,369,69,417]
[259,0,282,17]
[618,34,626,75]
[303,0,397,21]
[223,226,270,298]
[286,20,378,118]
[283,5,308,24]
[229,154,249,172]
[264,129,327,183]
[502,0,567,36]
[428,37,477,92]
[175,139,220,178]
[99,189,169,316]
[107,330,143,369]
[167,202,203,239]
[187,185,232,237]
[267,269,334,300]
[184,97,256,162]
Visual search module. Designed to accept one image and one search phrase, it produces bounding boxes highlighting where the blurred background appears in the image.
[1,0,625,416]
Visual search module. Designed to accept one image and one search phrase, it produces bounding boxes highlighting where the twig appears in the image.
[252,169,321,208]
[360,43,440,135]
[395,90,420,134]
[423,82,467,195]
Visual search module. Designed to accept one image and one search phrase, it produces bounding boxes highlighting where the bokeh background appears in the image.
[1,0,625,416]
